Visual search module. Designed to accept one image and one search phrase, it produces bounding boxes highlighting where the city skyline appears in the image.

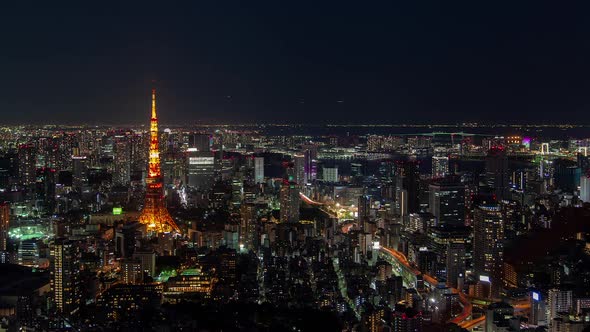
[1,116,590,330]
[2,2,590,331]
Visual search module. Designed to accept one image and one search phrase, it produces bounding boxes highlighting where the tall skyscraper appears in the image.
[138,89,181,234]
[254,157,264,184]
[302,146,317,184]
[581,173,590,202]
[431,156,449,178]
[35,167,56,214]
[529,291,547,326]
[396,160,420,213]
[395,187,408,218]
[485,146,509,201]
[130,133,149,179]
[18,143,37,186]
[358,195,372,225]
[113,135,131,185]
[293,154,305,186]
[240,203,258,249]
[0,203,9,252]
[280,180,300,223]
[473,204,504,297]
[429,179,465,227]
[548,288,573,323]
[50,239,81,317]
[445,242,465,289]
[71,156,89,189]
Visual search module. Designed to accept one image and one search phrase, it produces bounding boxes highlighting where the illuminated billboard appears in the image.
[532,292,540,301]
[479,275,490,283]
[113,207,123,215]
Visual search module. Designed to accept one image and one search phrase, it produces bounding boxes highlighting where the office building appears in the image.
[548,288,573,322]
[322,166,338,183]
[393,308,423,332]
[302,146,317,184]
[187,133,211,151]
[187,150,215,189]
[280,181,300,223]
[432,156,449,178]
[50,239,81,316]
[473,204,504,298]
[553,159,581,192]
[18,240,39,268]
[71,156,89,189]
[240,203,258,249]
[121,259,143,284]
[358,195,372,225]
[132,250,157,278]
[446,242,466,289]
[293,154,306,186]
[163,268,215,302]
[113,136,131,185]
[254,157,264,184]
[429,179,465,227]
[485,302,516,332]
[485,146,509,201]
[396,160,420,213]
[530,291,547,326]
[19,143,37,186]
[581,174,590,202]
[96,284,163,322]
[0,203,8,252]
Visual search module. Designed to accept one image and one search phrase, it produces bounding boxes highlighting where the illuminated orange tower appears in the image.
[138,89,181,233]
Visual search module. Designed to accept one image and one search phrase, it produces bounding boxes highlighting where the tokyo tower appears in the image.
[138,89,181,233]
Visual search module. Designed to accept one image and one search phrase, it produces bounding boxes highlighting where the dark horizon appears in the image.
[2,2,590,124]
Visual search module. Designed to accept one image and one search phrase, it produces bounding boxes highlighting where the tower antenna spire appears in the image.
[151,88,157,119]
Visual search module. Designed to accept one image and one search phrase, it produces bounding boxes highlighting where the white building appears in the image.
[322,167,339,183]
[432,156,449,178]
[548,288,573,323]
[580,175,590,202]
[254,157,264,184]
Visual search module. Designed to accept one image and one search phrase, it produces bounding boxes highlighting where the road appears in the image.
[379,246,480,328]
[299,192,341,220]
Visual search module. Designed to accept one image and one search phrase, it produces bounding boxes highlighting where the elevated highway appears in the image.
[379,246,480,328]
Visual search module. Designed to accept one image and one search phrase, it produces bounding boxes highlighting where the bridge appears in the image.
[379,246,481,328]
[415,131,494,137]
[379,247,419,288]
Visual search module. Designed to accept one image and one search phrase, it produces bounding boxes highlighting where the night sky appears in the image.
[2,1,590,125]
